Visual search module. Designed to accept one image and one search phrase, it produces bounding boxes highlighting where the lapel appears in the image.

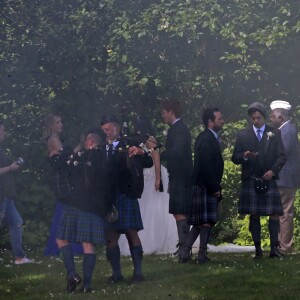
[261,125,272,155]
[246,126,260,150]
[205,128,220,148]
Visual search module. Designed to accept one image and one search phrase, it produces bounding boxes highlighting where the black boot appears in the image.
[59,245,82,293]
[269,219,284,259]
[176,219,190,260]
[106,246,124,283]
[196,226,212,264]
[249,216,263,259]
[130,245,144,282]
[179,226,200,263]
[81,253,96,292]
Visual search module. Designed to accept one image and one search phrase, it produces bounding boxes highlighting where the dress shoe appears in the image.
[269,248,284,259]
[78,286,92,293]
[131,274,144,283]
[195,253,210,265]
[107,275,124,284]
[253,249,263,259]
[178,256,191,264]
[65,274,82,293]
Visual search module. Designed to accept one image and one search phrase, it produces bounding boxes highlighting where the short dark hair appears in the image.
[86,128,106,146]
[161,100,182,118]
[202,106,220,127]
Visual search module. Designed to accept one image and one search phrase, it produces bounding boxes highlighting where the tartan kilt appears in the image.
[106,193,143,232]
[169,176,192,215]
[238,179,283,216]
[56,205,105,244]
[187,186,219,225]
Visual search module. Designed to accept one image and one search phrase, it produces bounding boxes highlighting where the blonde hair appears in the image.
[43,113,61,140]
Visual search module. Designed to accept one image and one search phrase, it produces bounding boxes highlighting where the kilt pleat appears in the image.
[107,193,143,232]
[187,186,218,225]
[238,179,283,216]
[56,206,105,244]
[169,176,192,215]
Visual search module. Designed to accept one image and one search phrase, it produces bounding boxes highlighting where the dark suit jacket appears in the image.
[193,129,224,193]
[113,140,153,199]
[160,119,193,183]
[276,121,300,188]
[231,124,287,181]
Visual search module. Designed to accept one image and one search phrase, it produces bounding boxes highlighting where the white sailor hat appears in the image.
[270,100,292,111]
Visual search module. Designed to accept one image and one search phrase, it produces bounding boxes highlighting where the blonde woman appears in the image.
[43,113,83,256]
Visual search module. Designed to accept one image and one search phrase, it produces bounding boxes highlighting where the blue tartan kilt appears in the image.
[106,193,143,232]
[56,205,105,245]
[169,176,192,215]
[238,179,283,216]
[187,186,218,225]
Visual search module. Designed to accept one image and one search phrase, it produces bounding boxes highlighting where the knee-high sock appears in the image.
[182,226,200,258]
[83,253,96,289]
[176,219,190,251]
[249,217,261,250]
[269,219,280,249]
[130,245,143,276]
[106,246,122,278]
[199,226,212,253]
[60,245,76,279]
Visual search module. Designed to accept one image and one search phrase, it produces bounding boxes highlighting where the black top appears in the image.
[160,119,193,182]
[111,140,153,199]
[193,129,224,193]
[50,147,115,217]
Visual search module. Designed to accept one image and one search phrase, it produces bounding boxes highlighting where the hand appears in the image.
[243,150,259,159]
[9,162,21,172]
[262,170,274,180]
[154,179,161,191]
[128,146,144,158]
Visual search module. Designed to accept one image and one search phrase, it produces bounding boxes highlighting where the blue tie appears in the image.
[256,129,262,142]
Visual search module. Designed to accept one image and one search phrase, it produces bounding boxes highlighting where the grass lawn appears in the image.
[1,248,300,300]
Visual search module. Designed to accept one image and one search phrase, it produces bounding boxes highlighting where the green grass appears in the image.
[1,248,300,300]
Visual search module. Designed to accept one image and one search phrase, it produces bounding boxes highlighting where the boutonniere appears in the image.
[163,129,168,136]
[266,131,275,140]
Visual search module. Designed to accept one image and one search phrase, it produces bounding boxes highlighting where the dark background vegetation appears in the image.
[1,0,300,250]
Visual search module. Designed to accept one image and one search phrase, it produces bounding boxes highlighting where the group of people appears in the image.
[0,98,299,293]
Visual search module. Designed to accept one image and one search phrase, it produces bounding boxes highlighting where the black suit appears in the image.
[193,129,224,193]
[188,129,224,226]
[232,124,286,181]
[161,119,193,214]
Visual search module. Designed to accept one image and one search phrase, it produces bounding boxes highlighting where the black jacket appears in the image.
[112,140,153,199]
[160,119,193,183]
[50,147,115,217]
[193,129,224,193]
[232,124,287,181]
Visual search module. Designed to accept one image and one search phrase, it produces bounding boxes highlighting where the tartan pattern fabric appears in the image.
[169,176,192,215]
[106,193,143,232]
[56,206,105,244]
[238,179,283,216]
[187,186,218,225]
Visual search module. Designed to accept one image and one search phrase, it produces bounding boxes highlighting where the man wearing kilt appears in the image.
[101,117,153,283]
[181,107,224,264]
[160,100,193,262]
[51,128,114,293]
[232,102,287,259]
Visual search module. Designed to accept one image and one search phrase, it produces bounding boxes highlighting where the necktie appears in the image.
[107,143,114,161]
[256,129,262,142]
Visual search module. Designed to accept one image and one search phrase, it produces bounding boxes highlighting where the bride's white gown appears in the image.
[119,164,178,255]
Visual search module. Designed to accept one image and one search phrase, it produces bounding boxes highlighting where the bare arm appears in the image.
[146,136,161,191]
[47,136,63,157]
[0,162,20,176]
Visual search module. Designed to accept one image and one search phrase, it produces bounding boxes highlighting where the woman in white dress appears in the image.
[119,117,178,255]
